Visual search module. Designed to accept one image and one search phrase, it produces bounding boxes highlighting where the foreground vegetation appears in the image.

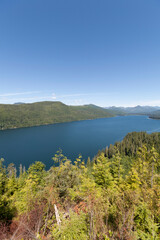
[0,101,114,130]
[0,132,160,239]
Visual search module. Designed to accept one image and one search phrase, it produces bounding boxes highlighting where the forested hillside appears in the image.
[106,131,160,158]
[0,132,160,239]
[149,110,160,119]
[0,102,115,130]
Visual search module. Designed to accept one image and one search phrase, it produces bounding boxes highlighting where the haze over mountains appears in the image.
[105,105,160,115]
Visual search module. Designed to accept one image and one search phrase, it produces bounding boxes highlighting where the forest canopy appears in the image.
[0,132,160,239]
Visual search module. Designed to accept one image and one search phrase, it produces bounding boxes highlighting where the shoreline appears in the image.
[0,116,115,132]
[0,114,156,132]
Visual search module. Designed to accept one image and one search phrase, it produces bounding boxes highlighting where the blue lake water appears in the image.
[0,115,160,169]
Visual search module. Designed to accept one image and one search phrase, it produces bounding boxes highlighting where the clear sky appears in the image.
[0,0,160,107]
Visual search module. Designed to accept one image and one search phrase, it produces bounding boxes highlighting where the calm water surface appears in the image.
[0,115,160,169]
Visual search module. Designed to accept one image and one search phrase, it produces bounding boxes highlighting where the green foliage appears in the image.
[49,151,82,198]
[0,132,160,239]
[0,158,7,195]
[0,197,16,221]
[0,101,115,130]
[134,202,159,240]
[110,148,124,183]
[27,161,46,186]
[0,159,16,221]
[108,131,160,158]
[51,211,89,240]
[93,153,113,188]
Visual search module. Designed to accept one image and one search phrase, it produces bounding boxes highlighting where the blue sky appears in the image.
[0,0,160,107]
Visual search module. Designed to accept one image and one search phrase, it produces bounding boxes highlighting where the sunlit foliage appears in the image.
[0,132,160,239]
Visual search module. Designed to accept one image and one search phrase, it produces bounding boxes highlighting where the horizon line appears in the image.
[0,100,160,108]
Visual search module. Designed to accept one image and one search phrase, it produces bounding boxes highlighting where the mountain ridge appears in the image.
[105,105,160,115]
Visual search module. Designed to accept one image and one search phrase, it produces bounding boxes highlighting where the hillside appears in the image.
[105,131,160,158]
[0,101,115,130]
[149,110,160,119]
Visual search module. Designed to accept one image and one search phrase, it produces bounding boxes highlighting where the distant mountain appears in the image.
[0,101,115,130]
[105,105,160,115]
[124,105,160,114]
[14,102,25,105]
[104,106,126,116]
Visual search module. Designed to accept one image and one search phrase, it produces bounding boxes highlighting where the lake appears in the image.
[0,115,160,170]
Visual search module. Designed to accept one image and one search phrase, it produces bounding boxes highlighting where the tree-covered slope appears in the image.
[149,110,160,119]
[0,101,115,130]
[106,131,160,158]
